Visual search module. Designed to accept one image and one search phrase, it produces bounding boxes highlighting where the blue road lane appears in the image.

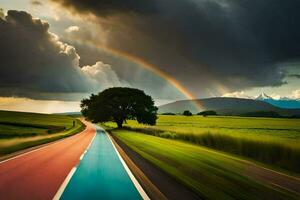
[60,125,142,200]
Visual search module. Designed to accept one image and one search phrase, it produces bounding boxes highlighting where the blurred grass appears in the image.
[102,115,300,173]
[113,130,299,200]
[0,110,85,155]
[0,110,78,137]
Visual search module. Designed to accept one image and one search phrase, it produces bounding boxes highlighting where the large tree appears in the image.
[81,87,157,128]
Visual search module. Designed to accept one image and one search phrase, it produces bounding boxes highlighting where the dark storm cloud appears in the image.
[0,8,4,19]
[52,0,300,96]
[52,0,157,16]
[0,10,122,100]
[289,74,300,79]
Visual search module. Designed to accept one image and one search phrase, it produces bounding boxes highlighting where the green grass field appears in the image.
[112,130,299,200]
[0,110,85,155]
[103,115,300,173]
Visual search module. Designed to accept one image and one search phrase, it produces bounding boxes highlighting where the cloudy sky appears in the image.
[0,0,300,113]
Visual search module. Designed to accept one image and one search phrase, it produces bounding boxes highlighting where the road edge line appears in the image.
[52,167,77,200]
[52,128,97,199]
[109,133,168,200]
[103,127,150,200]
[0,124,88,164]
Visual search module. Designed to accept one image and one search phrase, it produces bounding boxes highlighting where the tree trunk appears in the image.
[116,119,123,128]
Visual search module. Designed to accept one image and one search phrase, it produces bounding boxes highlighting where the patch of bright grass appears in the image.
[0,110,85,155]
[102,115,300,173]
[113,130,299,200]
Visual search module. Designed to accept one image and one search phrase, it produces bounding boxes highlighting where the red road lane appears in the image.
[0,120,96,200]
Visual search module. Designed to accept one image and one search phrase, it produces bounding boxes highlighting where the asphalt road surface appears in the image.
[0,121,95,200]
[60,125,146,200]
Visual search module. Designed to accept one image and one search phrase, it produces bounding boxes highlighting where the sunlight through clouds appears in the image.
[0,97,80,113]
[82,61,126,89]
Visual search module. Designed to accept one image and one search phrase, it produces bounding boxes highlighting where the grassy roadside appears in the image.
[102,115,300,173]
[0,119,85,155]
[111,129,300,200]
[0,111,85,155]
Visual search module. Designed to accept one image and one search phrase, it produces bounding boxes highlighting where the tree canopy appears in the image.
[183,110,192,116]
[197,110,217,117]
[81,87,157,128]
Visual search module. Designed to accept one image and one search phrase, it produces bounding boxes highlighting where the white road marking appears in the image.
[79,154,84,160]
[0,126,88,165]
[102,126,151,200]
[52,167,77,200]
[53,128,97,199]
[79,132,96,161]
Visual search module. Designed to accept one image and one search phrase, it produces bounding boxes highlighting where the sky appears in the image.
[0,0,300,113]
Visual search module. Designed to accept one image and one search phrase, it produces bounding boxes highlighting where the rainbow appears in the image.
[103,47,195,99]
[76,39,203,111]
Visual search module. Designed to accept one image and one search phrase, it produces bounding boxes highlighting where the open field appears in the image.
[0,110,85,155]
[103,115,300,173]
[0,110,79,137]
[112,130,300,200]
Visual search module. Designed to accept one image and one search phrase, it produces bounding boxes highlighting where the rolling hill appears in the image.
[158,97,300,116]
[0,110,85,155]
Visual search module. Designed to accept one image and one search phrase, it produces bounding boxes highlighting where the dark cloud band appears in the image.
[289,74,300,79]
[0,10,122,100]
[52,0,300,96]
[51,0,157,16]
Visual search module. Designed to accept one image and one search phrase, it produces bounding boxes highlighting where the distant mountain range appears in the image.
[54,93,300,117]
[158,97,300,117]
[255,92,300,109]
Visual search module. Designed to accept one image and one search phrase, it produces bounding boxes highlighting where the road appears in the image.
[0,122,148,200]
[59,125,147,200]
[0,120,95,200]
